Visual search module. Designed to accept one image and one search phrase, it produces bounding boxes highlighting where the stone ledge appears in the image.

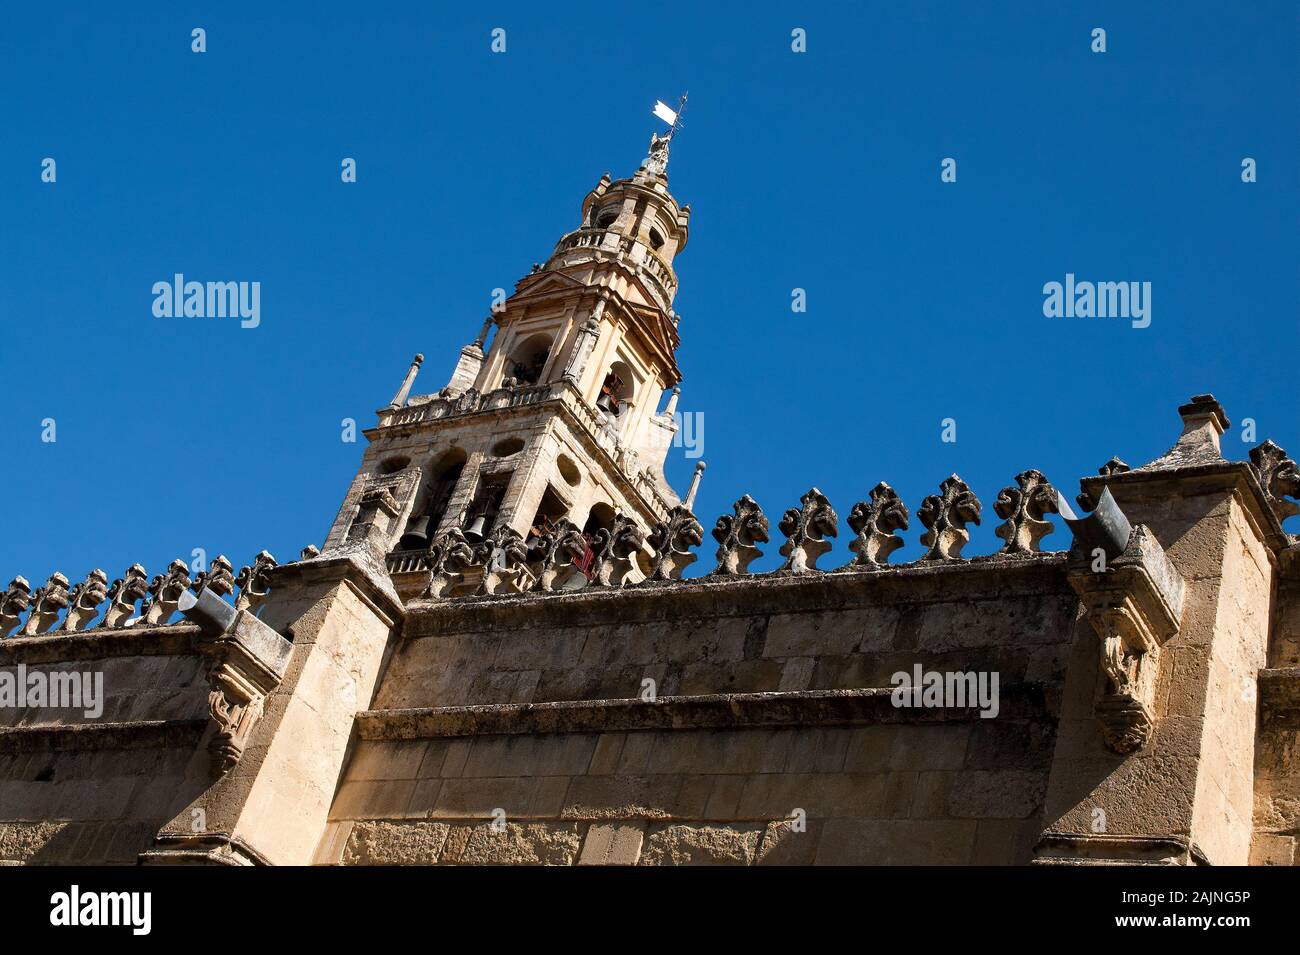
[404,551,1071,636]
[0,718,207,754]
[0,624,202,667]
[357,684,1047,740]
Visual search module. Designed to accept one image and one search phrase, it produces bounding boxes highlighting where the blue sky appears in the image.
[2,1,1296,588]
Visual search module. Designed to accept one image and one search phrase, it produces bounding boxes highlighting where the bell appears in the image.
[397,516,431,551]
[464,515,489,542]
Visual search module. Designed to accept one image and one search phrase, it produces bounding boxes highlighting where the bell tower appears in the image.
[323,131,696,595]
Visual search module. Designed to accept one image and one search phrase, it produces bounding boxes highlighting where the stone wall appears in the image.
[317,557,1076,865]
[0,626,211,864]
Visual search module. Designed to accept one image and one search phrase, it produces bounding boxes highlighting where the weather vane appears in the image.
[652,92,688,140]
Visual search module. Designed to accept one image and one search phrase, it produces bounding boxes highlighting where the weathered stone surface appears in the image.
[342,820,450,865]
[639,823,762,865]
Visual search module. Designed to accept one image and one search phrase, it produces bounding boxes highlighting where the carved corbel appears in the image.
[0,577,33,637]
[179,588,293,776]
[709,495,771,576]
[1066,519,1185,754]
[588,515,645,588]
[646,506,704,581]
[918,475,982,561]
[423,528,477,598]
[142,559,193,626]
[61,569,109,631]
[99,564,149,629]
[234,551,277,615]
[21,573,70,635]
[994,469,1060,556]
[778,488,839,573]
[842,482,909,569]
[526,518,589,592]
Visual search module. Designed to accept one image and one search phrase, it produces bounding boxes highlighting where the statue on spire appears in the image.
[641,93,687,177]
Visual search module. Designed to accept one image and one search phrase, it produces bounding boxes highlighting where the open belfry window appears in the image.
[527,486,570,541]
[508,333,552,386]
[463,473,510,542]
[597,370,625,416]
[396,457,464,550]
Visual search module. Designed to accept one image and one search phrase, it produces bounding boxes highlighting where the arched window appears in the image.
[396,450,466,550]
[508,333,553,386]
[596,361,635,419]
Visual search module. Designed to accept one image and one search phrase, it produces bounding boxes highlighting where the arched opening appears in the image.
[597,361,635,420]
[463,472,511,543]
[648,227,665,252]
[582,502,616,536]
[396,449,466,551]
[378,455,410,475]
[595,205,619,229]
[507,333,553,386]
[492,437,525,457]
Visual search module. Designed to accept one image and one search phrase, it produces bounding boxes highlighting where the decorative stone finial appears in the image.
[646,506,705,581]
[918,475,983,561]
[234,552,277,615]
[1138,394,1230,471]
[1249,440,1300,525]
[1077,457,1131,511]
[22,573,70,635]
[778,488,839,574]
[142,560,193,626]
[300,544,321,560]
[423,528,476,599]
[843,482,910,569]
[994,470,1060,556]
[710,495,770,576]
[99,564,150,629]
[526,519,588,592]
[192,556,236,598]
[588,514,645,587]
[684,461,706,510]
[473,526,534,595]
[0,577,32,638]
[62,569,109,631]
[387,353,425,410]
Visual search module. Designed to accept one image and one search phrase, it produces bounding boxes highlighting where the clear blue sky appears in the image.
[2,1,1296,588]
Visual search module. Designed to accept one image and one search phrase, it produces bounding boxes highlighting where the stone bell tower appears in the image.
[323,131,702,596]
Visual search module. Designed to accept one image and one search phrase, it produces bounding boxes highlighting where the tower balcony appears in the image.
[549,227,678,307]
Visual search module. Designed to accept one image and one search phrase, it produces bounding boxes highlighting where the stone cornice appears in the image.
[0,622,202,667]
[357,684,1048,740]
[404,551,1071,637]
[0,718,207,754]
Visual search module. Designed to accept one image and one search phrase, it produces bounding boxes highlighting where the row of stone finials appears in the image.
[3,440,1297,633]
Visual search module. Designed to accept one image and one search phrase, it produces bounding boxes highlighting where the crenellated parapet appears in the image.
[0,549,295,637]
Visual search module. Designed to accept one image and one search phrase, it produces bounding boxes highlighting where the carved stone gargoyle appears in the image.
[588,514,645,588]
[526,518,589,592]
[22,573,70,635]
[710,495,771,576]
[1060,489,1185,754]
[778,488,839,574]
[1249,440,1300,526]
[178,587,294,777]
[423,528,477,598]
[843,482,909,569]
[646,506,704,581]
